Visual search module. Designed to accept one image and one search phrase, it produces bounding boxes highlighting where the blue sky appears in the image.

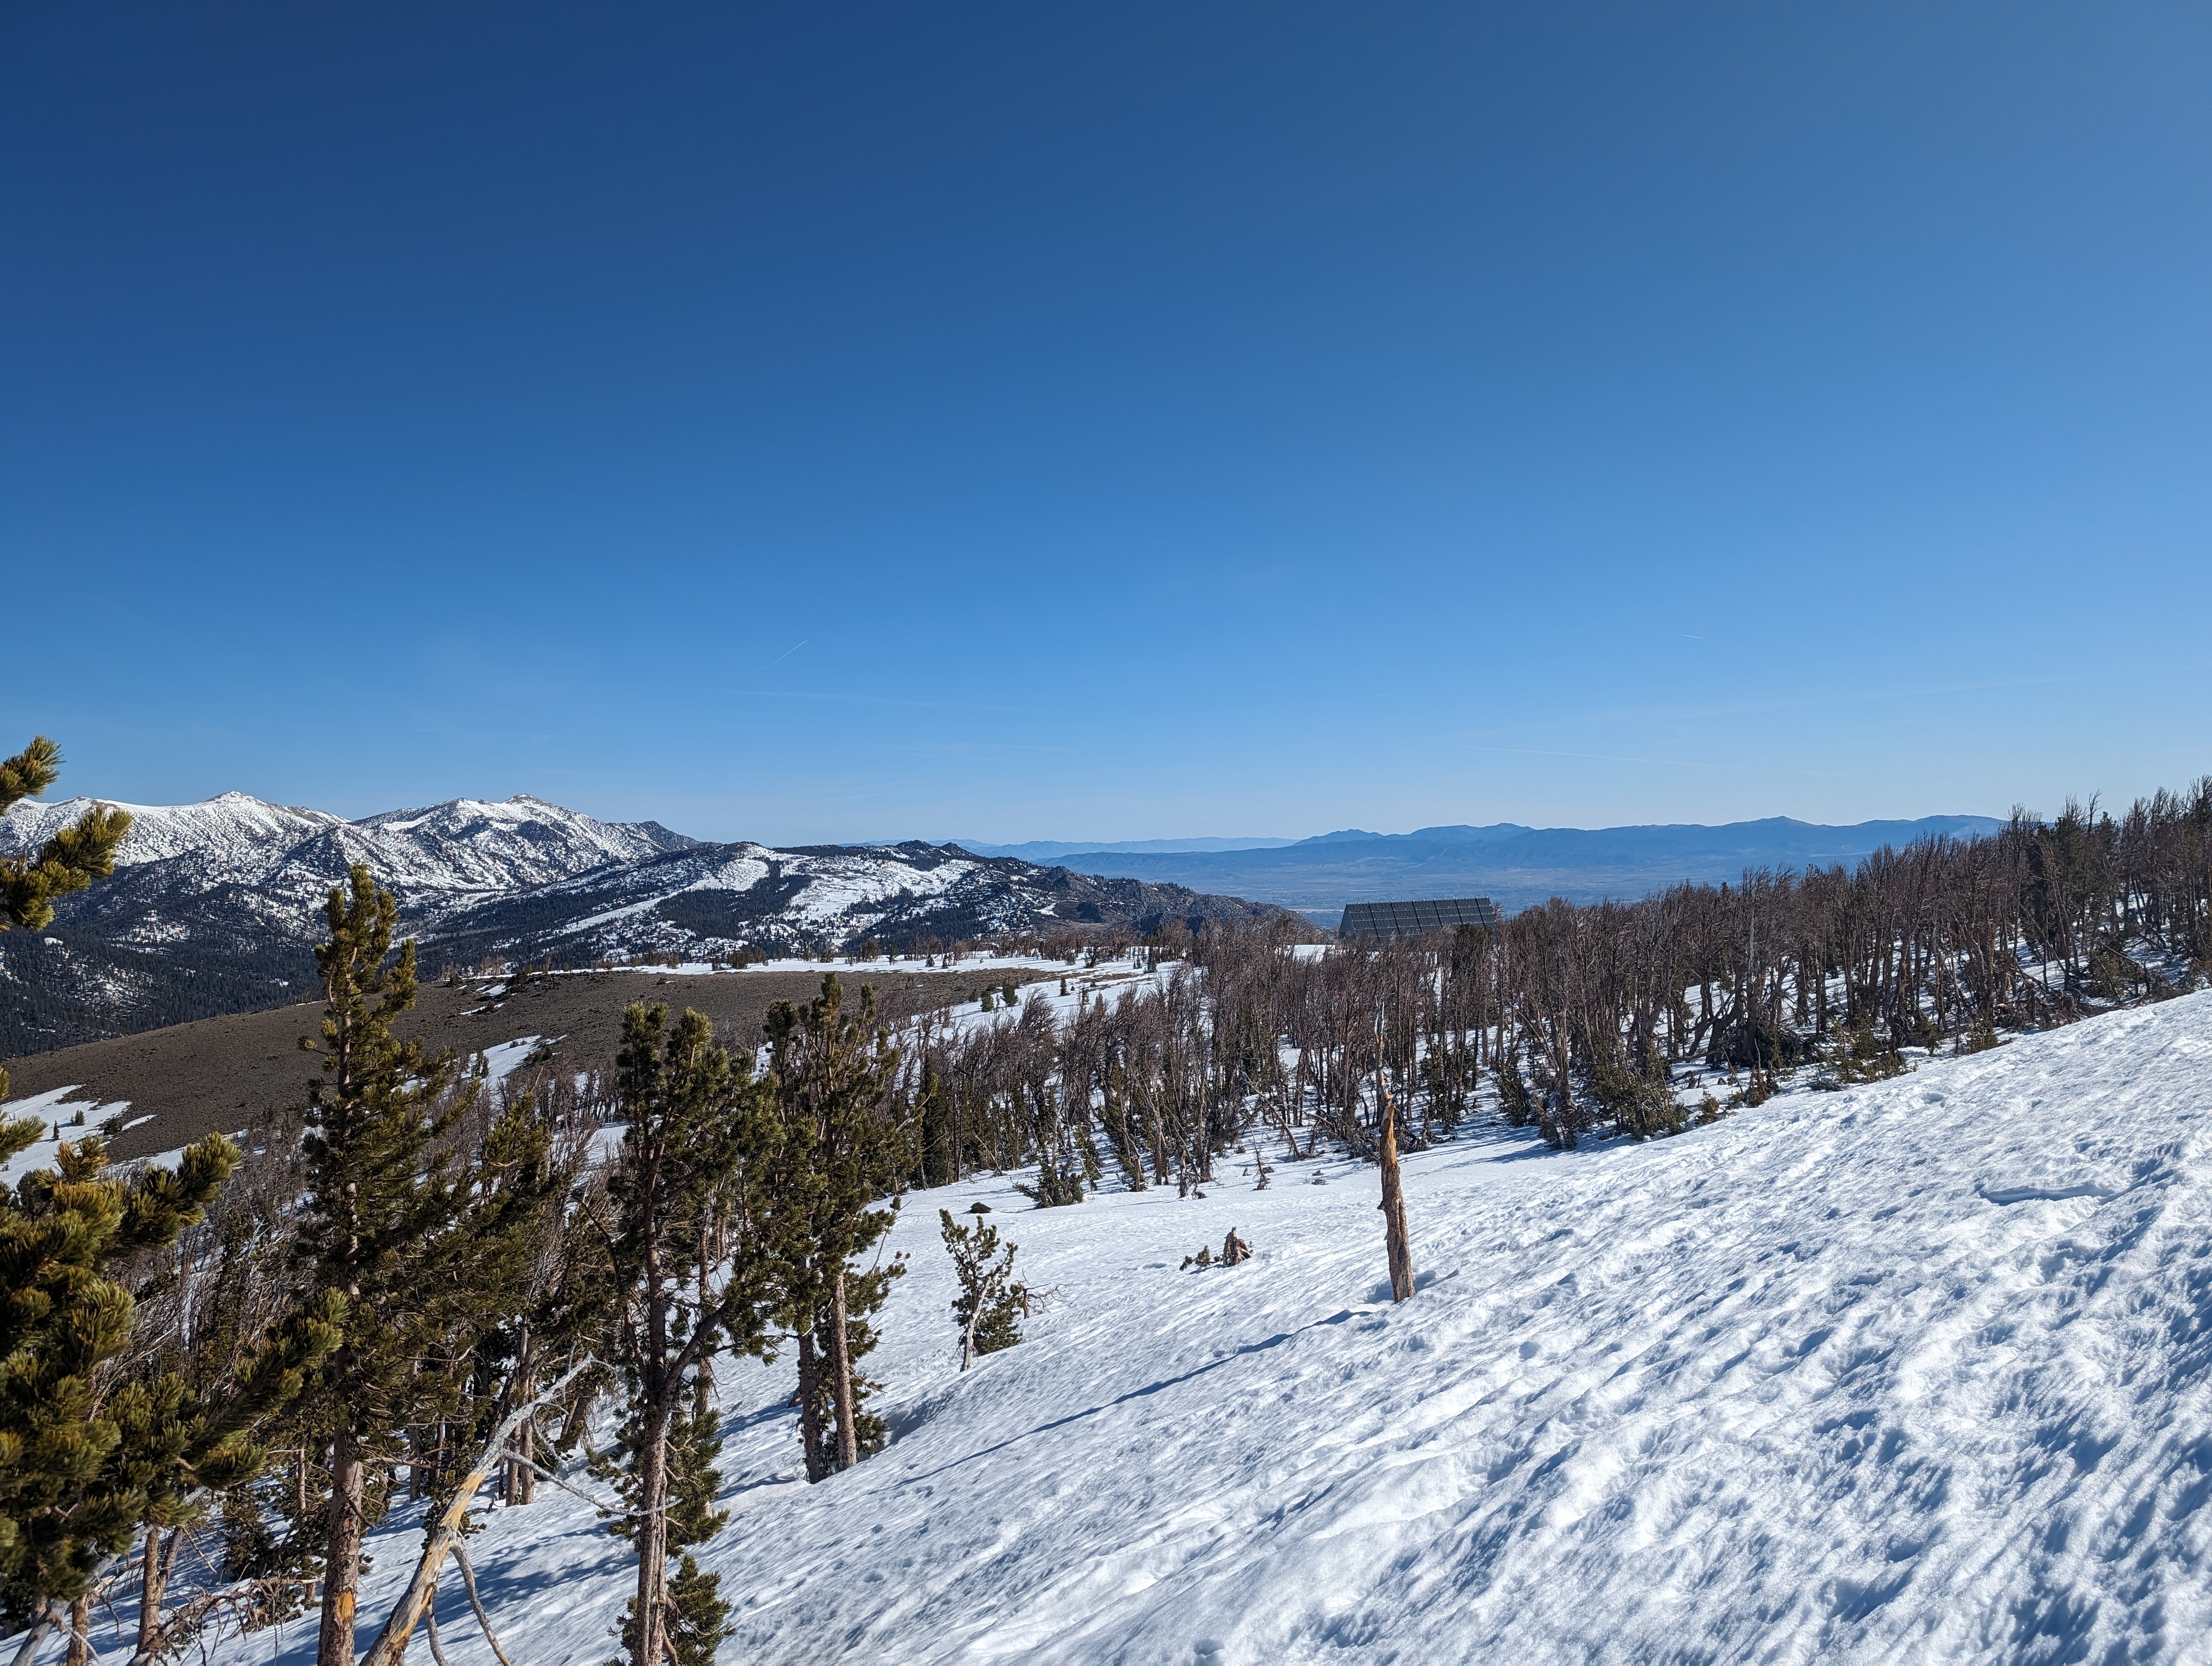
[5,3,2207,844]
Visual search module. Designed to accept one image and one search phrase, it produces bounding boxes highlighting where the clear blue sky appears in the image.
[5,4,2207,844]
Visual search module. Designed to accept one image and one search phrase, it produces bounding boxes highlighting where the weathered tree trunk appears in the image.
[318,1429,367,1666]
[507,1413,534,1507]
[504,1331,538,1505]
[8,1601,65,1666]
[829,1270,859,1472]
[135,1529,170,1659]
[1378,1087,1416,1303]
[632,1396,671,1666]
[795,1329,829,1483]
[63,1594,91,1666]
[451,1545,515,1666]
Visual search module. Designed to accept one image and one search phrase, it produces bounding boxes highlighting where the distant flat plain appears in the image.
[5,963,1056,1162]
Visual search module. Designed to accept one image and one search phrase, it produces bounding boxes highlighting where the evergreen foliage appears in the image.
[0,1116,332,1629]
[1,823,344,1639]
[761,975,910,1481]
[915,1057,955,1188]
[1493,1049,1536,1129]
[1816,1016,1911,1088]
[599,1406,732,1666]
[603,1001,776,1666]
[0,737,132,1101]
[0,736,133,954]
[1589,1055,1687,1140]
[293,864,558,1666]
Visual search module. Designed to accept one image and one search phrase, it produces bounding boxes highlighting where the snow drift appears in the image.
[116,993,2212,1663]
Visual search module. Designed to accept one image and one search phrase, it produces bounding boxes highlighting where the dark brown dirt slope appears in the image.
[3,964,1056,1162]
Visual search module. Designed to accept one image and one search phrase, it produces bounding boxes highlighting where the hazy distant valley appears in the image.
[957,814,2005,918]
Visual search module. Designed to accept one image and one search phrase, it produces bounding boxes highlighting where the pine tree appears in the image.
[761,976,910,1480]
[937,1208,1032,1369]
[916,1057,956,1188]
[0,1120,316,1635]
[102,1278,344,1659]
[601,1405,731,1666]
[293,866,488,1666]
[604,1003,776,1666]
[4,868,338,1648]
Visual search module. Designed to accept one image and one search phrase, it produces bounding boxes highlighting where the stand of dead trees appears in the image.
[895,780,2212,1178]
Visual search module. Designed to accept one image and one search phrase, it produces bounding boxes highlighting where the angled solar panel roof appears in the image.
[1338,898,1500,940]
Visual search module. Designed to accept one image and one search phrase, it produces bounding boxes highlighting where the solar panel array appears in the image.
[1338,897,1500,940]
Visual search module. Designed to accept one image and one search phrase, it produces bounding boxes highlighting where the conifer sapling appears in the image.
[938,1209,1033,1370]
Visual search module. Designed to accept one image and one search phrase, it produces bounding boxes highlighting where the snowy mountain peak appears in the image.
[1,792,346,870]
[346,794,696,890]
[1,789,692,896]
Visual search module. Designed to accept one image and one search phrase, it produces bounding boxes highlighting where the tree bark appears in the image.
[829,1270,859,1472]
[503,1332,538,1507]
[1378,1087,1416,1303]
[62,1595,91,1666]
[318,1428,366,1666]
[421,1604,453,1666]
[507,1412,534,1508]
[794,1330,828,1483]
[451,1546,516,1666]
[8,1601,64,1666]
[631,1397,670,1666]
[134,1529,169,1659]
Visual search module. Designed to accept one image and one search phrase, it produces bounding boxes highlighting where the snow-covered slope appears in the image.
[150,990,2212,1666]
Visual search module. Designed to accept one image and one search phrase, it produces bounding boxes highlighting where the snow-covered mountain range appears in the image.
[0,792,1287,1053]
[1,790,698,897]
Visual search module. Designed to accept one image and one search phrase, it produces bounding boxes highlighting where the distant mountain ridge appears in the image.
[0,793,1288,1054]
[1017,814,2006,917]
[946,835,1300,861]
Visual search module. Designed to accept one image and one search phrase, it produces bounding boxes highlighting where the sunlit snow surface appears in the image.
[74,994,2212,1664]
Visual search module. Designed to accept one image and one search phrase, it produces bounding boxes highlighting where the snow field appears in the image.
[55,992,2212,1666]
[0,1085,130,1187]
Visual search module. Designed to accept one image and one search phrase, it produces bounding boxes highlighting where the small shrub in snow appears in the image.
[940,1208,1033,1369]
[1816,1017,1911,1089]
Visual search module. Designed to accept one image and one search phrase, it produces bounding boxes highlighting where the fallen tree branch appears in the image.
[129,1578,320,1666]
[8,1598,65,1666]
[357,1355,595,1666]
[422,1601,453,1666]
[451,1545,516,1666]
